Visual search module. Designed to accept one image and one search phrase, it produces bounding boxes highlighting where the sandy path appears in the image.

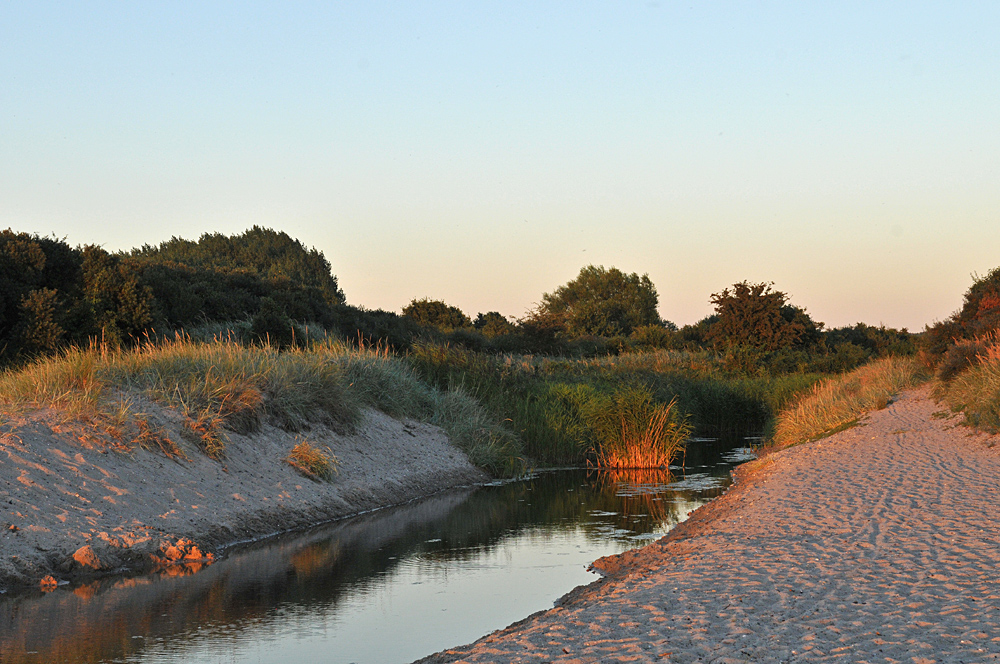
[418,386,1000,663]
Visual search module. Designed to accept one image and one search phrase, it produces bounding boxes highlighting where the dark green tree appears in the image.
[250,297,298,347]
[473,311,516,337]
[530,265,661,338]
[17,288,66,355]
[402,298,471,330]
[81,246,155,346]
[708,281,821,351]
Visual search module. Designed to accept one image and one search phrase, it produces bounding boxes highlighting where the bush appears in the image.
[402,298,471,330]
[937,335,996,381]
[250,298,299,348]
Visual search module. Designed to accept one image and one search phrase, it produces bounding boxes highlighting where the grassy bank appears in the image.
[935,339,1000,433]
[0,337,522,476]
[1,335,896,476]
[770,356,928,448]
[407,343,824,466]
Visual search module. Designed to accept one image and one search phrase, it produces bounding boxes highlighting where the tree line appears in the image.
[0,227,914,374]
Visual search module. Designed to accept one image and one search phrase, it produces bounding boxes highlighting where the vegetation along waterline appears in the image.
[0,226,931,476]
[0,337,521,476]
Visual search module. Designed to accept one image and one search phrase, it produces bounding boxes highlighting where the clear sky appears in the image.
[2,2,998,330]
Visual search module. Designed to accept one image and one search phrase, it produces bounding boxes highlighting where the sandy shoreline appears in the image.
[417,386,1000,663]
[0,404,487,591]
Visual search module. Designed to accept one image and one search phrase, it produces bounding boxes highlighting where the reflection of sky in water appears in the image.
[120,473,730,664]
[5,443,752,664]
[130,528,649,664]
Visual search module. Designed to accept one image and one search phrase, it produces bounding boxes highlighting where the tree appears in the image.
[133,226,345,307]
[473,311,516,337]
[402,298,471,330]
[81,246,154,346]
[708,281,821,351]
[529,265,661,338]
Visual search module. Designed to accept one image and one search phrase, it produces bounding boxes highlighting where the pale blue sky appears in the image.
[2,2,998,330]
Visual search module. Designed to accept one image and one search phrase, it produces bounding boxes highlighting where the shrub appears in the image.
[402,298,471,330]
[473,312,517,337]
[935,337,1000,432]
[628,324,676,351]
[937,334,997,381]
[250,298,299,348]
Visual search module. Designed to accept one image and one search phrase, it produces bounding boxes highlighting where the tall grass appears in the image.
[0,337,523,476]
[935,338,1000,432]
[771,356,927,448]
[584,386,690,468]
[407,344,820,466]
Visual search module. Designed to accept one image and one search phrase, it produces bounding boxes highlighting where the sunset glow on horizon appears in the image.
[3,2,998,330]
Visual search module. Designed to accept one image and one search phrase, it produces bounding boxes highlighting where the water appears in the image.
[0,438,755,664]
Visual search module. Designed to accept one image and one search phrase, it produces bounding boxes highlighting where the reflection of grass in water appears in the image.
[588,468,680,532]
[586,468,732,538]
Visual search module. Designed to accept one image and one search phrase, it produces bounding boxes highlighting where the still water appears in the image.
[0,438,753,664]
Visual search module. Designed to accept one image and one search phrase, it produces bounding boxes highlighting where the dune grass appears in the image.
[935,339,1000,433]
[286,439,338,481]
[771,356,928,448]
[0,336,523,476]
[407,343,821,467]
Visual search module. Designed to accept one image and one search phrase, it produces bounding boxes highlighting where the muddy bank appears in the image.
[418,386,1000,662]
[0,404,487,591]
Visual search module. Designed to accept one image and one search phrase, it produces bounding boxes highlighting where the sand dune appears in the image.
[0,406,486,590]
[419,386,1000,662]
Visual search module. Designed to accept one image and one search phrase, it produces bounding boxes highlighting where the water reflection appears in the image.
[0,441,750,664]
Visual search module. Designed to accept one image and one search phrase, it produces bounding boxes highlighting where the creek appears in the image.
[0,437,754,664]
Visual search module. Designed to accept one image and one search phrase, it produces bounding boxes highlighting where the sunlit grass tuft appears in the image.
[584,386,690,469]
[286,440,338,481]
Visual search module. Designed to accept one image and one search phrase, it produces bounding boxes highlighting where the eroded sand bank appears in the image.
[0,405,487,590]
[419,386,1000,663]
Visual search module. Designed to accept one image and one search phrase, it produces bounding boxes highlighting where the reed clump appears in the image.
[584,386,690,468]
[771,356,927,448]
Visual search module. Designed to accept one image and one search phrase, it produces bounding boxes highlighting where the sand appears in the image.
[0,402,487,590]
[418,386,1000,663]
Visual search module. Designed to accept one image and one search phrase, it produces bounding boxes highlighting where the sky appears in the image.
[2,2,998,331]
